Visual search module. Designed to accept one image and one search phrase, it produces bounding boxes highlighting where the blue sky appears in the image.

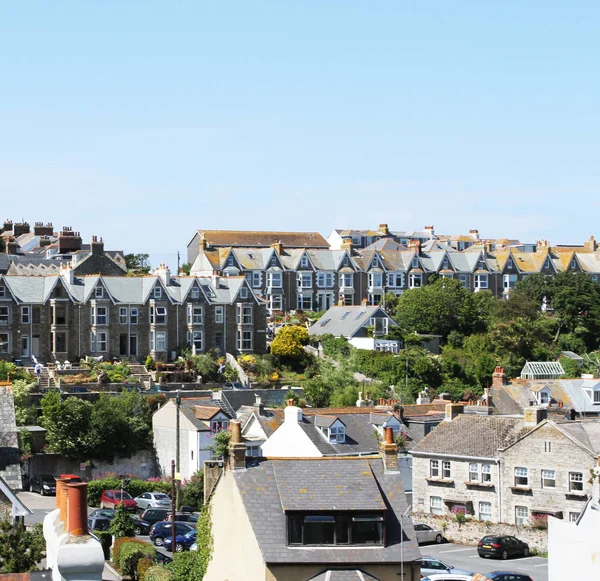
[1,1,598,268]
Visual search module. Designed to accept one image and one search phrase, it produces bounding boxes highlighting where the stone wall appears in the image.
[412,511,548,553]
[0,387,23,489]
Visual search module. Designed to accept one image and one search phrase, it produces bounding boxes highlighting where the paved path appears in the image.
[422,541,548,581]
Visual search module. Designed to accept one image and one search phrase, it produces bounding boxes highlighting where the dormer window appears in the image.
[536,389,550,405]
[95,286,104,299]
[371,257,378,268]
[571,259,577,269]
[226,255,234,267]
[0,286,5,298]
[153,287,162,299]
[299,255,309,269]
[211,419,229,433]
[442,257,449,270]
[328,425,345,443]
[411,256,419,269]
[240,286,248,299]
[288,512,383,546]
[191,287,200,299]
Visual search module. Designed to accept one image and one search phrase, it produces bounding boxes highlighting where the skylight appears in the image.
[341,312,350,320]
[320,319,331,327]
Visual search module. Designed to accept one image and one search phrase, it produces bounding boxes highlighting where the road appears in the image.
[422,541,548,581]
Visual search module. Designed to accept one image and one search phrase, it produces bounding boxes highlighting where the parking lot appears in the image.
[422,542,548,581]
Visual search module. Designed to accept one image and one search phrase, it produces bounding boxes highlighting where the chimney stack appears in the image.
[444,403,464,422]
[228,420,246,471]
[12,221,30,237]
[424,225,435,237]
[199,234,208,252]
[380,426,399,473]
[254,394,265,416]
[523,406,547,428]
[379,224,390,236]
[58,227,82,254]
[271,241,283,255]
[492,366,507,389]
[284,401,303,423]
[584,236,597,252]
[6,238,19,255]
[66,482,89,536]
[408,239,421,255]
[90,235,104,257]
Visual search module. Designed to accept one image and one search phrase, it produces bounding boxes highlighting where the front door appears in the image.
[130,335,138,358]
[21,336,30,358]
[32,336,40,359]
[215,332,223,353]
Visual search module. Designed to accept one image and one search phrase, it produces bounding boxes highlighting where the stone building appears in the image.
[0,265,266,364]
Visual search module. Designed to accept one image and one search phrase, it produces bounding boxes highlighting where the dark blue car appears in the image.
[149,521,194,547]
[163,529,197,552]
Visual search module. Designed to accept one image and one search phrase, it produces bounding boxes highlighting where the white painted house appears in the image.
[153,398,232,480]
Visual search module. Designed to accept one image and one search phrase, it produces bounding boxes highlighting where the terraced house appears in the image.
[0,263,266,364]
[188,227,600,313]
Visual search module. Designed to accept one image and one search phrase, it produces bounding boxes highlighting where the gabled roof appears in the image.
[411,415,524,459]
[233,457,420,565]
[309,306,397,338]
[194,230,329,249]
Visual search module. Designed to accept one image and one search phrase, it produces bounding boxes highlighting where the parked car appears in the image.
[88,508,151,536]
[155,552,173,565]
[163,530,197,552]
[477,536,530,560]
[149,521,194,547]
[140,508,171,526]
[71,386,89,393]
[472,573,533,581]
[421,573,475,581]
[29,474,56,496]
[100,490,138,511]
[419,557,473,578]
[135,492,171,511]
[414,523,444,544]
[88,515,112,532]
[165,512,199,523]
[223,382,246,390]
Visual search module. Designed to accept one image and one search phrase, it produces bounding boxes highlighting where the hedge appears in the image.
[136,557,153,581]
[87,478,172,507]
[92,530,112,560]
[143,566,172,581]
[114,538,155,580]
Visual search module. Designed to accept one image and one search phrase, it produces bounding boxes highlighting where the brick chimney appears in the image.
[58,227,82,253]
[523,406,547,428]
[34,222,54,236]
[408,239,421,255]
[90,235,104,257]
[340,239,353,253]
[380,426,399,473]
[444,403,464,422]
[379,224,390,236]
[271,241,283,255]
[6,238,19,255]
[13,221,30,237]
[584,236,597,252]
[492,366,507,389]
[2,219,13,233]
[228,419,246,471]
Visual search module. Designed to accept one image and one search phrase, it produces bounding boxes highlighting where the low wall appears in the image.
[412,511,548,553]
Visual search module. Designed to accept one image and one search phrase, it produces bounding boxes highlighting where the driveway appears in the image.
[421,542,548,581]
[18,491,57,526]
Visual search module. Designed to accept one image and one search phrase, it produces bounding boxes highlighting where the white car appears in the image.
[421,575,474,581]
[134,492,171,510]
[414,523,444,544]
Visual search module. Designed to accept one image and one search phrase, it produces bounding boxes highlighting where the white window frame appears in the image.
[252,271,262,288]
[240,287,248,299]
[569,472,583,491]
[541,469,556,489]
[300,255,309,269]
[119,307,128,325]
[297,272,312,289]
[269,295,283,311]
[95,286,104,299]
[469,463,479,482]
[191,287,200,299]
[297,293,312,310]
[430,496,443,516]
[187,304,203,325]
[0,306,10,325]
[237,329,253,351]
[411,256,419,268]
[409,273,422,288]
[150,306,167,324]
[515,506,529,526]
[442,460,451,479]
[430,460,440,478]
[386,272,404,287]
[91,330,108,352]
[0,286,5,298]
[0,332,10,353]
[514,467,529,487]
[329,425,345,443]
[150,330,167,351]
[569,512,581,522]
[481,464,492,483]
[267,271,282,288]
[368,272,383,289]
[153,286,162,299]
[92,305,108,326]
[474,274,488,289]
[339,273,354,288]
[21,306,30,324]
[479,501,492,522]
[130,307,139,325]
[459,273,469,288]
[503,274,518,290]
[317,272,334,288]
[188,330,203,352]
[215,306,224,324]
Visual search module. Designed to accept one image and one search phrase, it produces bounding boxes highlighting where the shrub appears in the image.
[93,530,112,560]
[87,477,172,507]
[144,566,172,581]
[529,514,548,530]
[145,355,155,370]
[109,504,136,538]
[136,557,153,581]
[211,430,231,459]
[180,470,204,511]
[118,541,155,580]
[166,551,199,581]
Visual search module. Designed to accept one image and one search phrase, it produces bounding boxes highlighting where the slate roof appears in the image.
[273,459,387,511]
[555,420,600,455]
[179,398,226,431]
[233,457,420,565]
[308,570,380,580]
[411,415,524,459]
[196,230,329,249]
[309,306,397,338]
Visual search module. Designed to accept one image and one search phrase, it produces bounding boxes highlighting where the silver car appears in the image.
[414,523,444,544]
[134,492,171,511]
[419,557,473,578]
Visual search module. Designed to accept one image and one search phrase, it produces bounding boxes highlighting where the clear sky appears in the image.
[1,1,599,268]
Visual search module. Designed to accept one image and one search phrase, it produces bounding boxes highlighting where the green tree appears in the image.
[40,391,93,460]
[211,430,231,459]
[270,325,309,359]
[180,470,204,511]
[11,379,37,426]
[395,279,492,339]
[0,521,45,573]
[179,262,192,276]
[125,253,151,275]
[109,504,136,539]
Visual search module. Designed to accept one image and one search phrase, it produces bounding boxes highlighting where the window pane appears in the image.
[288,514,302,544]
[352,519,382,545]
[303,518,334,545]
[335,514,350,544]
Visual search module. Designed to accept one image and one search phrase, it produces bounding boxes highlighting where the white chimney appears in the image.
[284,405,303,423]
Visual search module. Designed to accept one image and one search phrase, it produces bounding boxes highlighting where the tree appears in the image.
[211,430,231,459]
[179,262,192,275]
[181,470,204,511]
[0,521,45,573]
[11,379,37,426]
[109,504,136,538]
[395,279,492,339]
[125,253,151,275]
[40,391,93,461]
[270,325,309,359]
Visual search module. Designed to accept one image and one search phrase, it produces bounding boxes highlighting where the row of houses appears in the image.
[188,228,600,311]
[0,264,267,364]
